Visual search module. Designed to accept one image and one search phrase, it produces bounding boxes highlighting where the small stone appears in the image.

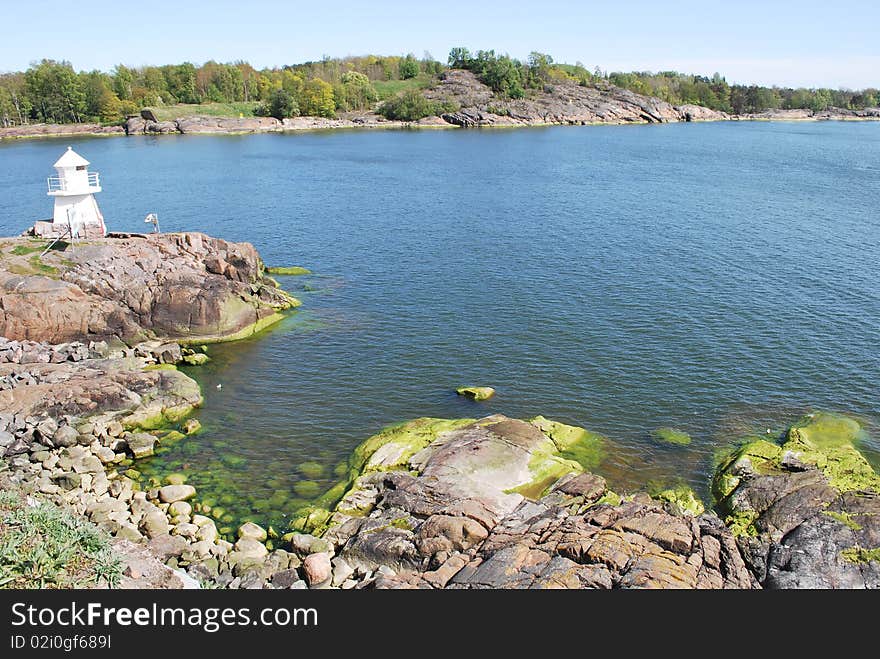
[158,484,197,503]
[302,552,332,587]
[289,580,308,590]
[196,523,219,543]
[53,472,82,490]
[237,521,267,542]
[271,568,301,589]
[164,472,187,485]
[140,510,170,538]
[233,537,269,560]
[331,556,354,587]
[168,500,192,517]
[182,419,201,435]
[127,433,156,458]
[53,425,79,447]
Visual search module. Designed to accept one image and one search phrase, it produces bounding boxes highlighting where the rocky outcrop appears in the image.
[124,115,282,135]
[714,413,880,588]
[292,415,753,589]
[737,107,880,121]
[0,232,299,344]
[176,116,281,134]
[426,70,729,127]
[0,123,124,140]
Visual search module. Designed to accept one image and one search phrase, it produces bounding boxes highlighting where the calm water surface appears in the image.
[1,122,878,530]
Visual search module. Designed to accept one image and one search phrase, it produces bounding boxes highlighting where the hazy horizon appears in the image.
[2,1,877,89]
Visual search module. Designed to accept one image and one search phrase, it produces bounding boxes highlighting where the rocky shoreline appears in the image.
[1,231,878,589]
[3,69,878,141]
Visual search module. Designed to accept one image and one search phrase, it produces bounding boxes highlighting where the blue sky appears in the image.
[2,0,877,88]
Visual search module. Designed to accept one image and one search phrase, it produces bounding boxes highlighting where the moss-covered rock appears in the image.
[653,485,705,517]
[266,266,311,276]
[298,461,326,479]
[651,427,692,446]
[456,386,495,401]
[181,352,210,366]
[529,415,605,471]
[290,417,474,534]
[713,412,880,540]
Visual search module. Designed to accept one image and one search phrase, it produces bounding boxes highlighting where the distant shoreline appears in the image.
[2,108,879,141]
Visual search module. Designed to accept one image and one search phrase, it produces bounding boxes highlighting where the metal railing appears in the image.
[47,172,100,193]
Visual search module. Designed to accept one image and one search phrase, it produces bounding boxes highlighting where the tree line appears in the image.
[1,50,876,127]
[0,54,442,126]
[606,71,878,114]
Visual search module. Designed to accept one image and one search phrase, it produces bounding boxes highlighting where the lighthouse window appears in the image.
[76,165,87,170]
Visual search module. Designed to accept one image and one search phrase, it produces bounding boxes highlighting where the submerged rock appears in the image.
[266,266,311,276]
[455,386,495,401]
[713,412,880,588]
[651,427,692,446]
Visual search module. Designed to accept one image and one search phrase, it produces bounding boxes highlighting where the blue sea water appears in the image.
[1,121,878,526]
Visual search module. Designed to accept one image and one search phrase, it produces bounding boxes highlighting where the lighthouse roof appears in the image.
[53,146,90,169]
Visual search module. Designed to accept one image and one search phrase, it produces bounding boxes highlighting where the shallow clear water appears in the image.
[2,123,879,530]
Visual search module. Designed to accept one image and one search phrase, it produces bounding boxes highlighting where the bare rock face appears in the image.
[304,415,754,589]
[0,232,298,343]
[425,70,728,128]
[175,116,281,134]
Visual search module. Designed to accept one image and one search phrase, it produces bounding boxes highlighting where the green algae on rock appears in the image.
[651,427,692,446]
[266,266,312,276]
[298,461,326,479]
[289,417,474,534]
[529,415,606,471]
[291,415,606,536]
[456,386,496,401]
[713,412,880,539]
[653,484,706,517]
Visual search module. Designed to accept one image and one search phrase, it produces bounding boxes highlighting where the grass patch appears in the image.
[372,76,433,101]
[0,491,123,588]
[28,255,58,276]
[9,245,41,256]
[148,102,261,121]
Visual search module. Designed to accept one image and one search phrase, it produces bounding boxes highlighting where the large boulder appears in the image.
[295,414,752,589]
[0,233,299,344]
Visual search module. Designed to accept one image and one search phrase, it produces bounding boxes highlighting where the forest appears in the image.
[0,49,876,126]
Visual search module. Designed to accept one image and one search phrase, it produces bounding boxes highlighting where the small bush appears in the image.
[378,90,460,121]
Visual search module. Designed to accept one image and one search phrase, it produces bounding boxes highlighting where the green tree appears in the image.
[338,71,377,111]
[264,88,297,119]
[25,60,85,123]
[112,64,133,100]
[448,47,472,68]
[298,78,335,117]
[399,54,419,80]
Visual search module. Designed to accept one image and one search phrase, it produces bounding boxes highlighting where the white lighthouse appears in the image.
[36,146,107,239]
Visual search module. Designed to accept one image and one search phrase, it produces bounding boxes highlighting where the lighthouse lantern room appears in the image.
[34,146,107,239]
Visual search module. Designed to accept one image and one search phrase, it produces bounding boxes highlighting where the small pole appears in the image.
[144,213,160,233]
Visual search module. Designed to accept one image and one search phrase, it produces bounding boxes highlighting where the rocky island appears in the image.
[1,230,878,589]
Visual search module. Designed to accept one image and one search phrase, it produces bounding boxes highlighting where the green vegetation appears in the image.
[378,89,459,121]
[266,266,311,275]
[0,491,123,588]
[4,49,875,129]
[653,484,706,516]
[713,412,880,536]
[456,386,495,401]
[840,546,880,564]
[149,101,260,121]
[606,70,878,114]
